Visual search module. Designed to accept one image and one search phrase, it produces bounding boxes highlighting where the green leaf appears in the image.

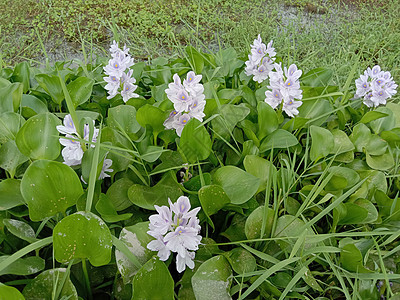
[136,104,166,136]
[116,222,153,284]
[259,129,299,152]
[0,140,28,177]
[180,118,212,163]
[128,172,183,210]
[22,268,78,300]
[365,134,388,156]
[3,219,37,243]
[95,193,132,223]
[132,257,174,300]
[21,160,83,221]
[0,112,25,143]
[353,199,378,223]
[331,129,355,155]
[191,255,232,300]
[15,112,61,160]
[0,82,23,112]
[12,61,30,93]
[310,125,334,161]
[370,107,396,134]
[245,206,274,239]
[257,101,279,140]
[359,111,389,124]
[213,166,260,205]
[198,185,230,228]
[107,104,141,136]
[53,212,112,266]
[274,215,314,251]
[326,166,360,191]
[0,179,25,210]
[35,74,64,105]
[336,203,368,225]
[225,248,256,274]
[0,256,44,276]
[186,46,204,74]
[301,68,333,87]
[106,178,134,211]
[67,76,94,108]
[21,95,48,118]
[350,123,371,152]
[221,214,247,242]
[340,244,372,273]
[0,283,25,300]
[212,104,250,140]
[366,150,394,171]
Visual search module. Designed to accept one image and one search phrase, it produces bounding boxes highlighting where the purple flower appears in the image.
[146,196,202,273]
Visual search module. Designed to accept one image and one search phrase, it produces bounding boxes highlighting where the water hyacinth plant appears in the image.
[0,34,399,300]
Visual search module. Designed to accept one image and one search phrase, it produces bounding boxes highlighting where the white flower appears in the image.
[147,195,202,273]
[176,250,195,273]
[265,63,303,117]
[282,99,303,118]
[148,205,173,236]
[354,65,397,107]
[56,114,77,135]
[147,235,171,261]
[98,158,113,179]
[164,72,206,136]
[103,40,138,101]
[244,35,276,83]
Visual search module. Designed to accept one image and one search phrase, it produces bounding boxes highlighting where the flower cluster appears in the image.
[103,41,139,102]
[56,115,113,179]
[354,65,397,107]
[245,35,276,83]
[163,71,206,136]
[147,196,202,273]
[265,63,303,117]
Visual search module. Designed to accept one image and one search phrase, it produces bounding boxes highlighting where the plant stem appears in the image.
[82,259,93,300]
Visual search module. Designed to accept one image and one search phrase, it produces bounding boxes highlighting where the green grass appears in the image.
[1,0,399,84]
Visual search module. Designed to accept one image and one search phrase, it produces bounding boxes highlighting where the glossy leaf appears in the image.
[136,104,166,136]
[213,166,260,205]
[106,178,134,211]
[15,112,61,160]
[53,212,112,266]
[132,257,174,300]
[0,256,44,276]
[3,219,37,243]
[67,76,94,108]
[0,179,25,210]
[128,172,183,210]
[0,140,28,177]
[0,82,22,112]
[310,125,334,161]
[257,101,278,140]
[245,206,274,239]
[21,160,83,221]
[0,283,25,300]
[192,255,232,300]
[22,268,78,300]
[116,222,153,284]
[35,74,64,105]
[259,129,298,152]
[0,112,25,143]
[107,104,141,135]
[180,118,212,163]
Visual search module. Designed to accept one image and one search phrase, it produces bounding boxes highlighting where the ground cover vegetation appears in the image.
[1,0,400,299]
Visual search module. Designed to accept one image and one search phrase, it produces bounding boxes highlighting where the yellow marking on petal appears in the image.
[287,82,291,86]
[183,119,187,123]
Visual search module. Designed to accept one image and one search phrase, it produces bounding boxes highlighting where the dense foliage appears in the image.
[0,38,400,300]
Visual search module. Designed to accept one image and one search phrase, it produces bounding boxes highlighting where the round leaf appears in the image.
[53,212,112,266]
[243,155,277,194]
[21,160,83,221]
[136,104,166,135]
[310,125,334,161]
[0,179,25,211]
[191,255,232,300]
[116,222,154,284]
[16,112,61,160]
[225,248,256,274]
[180,118,212,163]
[128,172,183,210]
[257,101,279,140]
[0,283,25,300]
[245,206,274,239]
[107,104,141,135]
[0,256,44,276]
[0,112,25,143]
[22,268,78,300]
[0,140,28,177]
[259,129,298,152]
[3,219,37,243]
[213,166,260,205]
[67,76,94,108]
[132,257,174,300]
